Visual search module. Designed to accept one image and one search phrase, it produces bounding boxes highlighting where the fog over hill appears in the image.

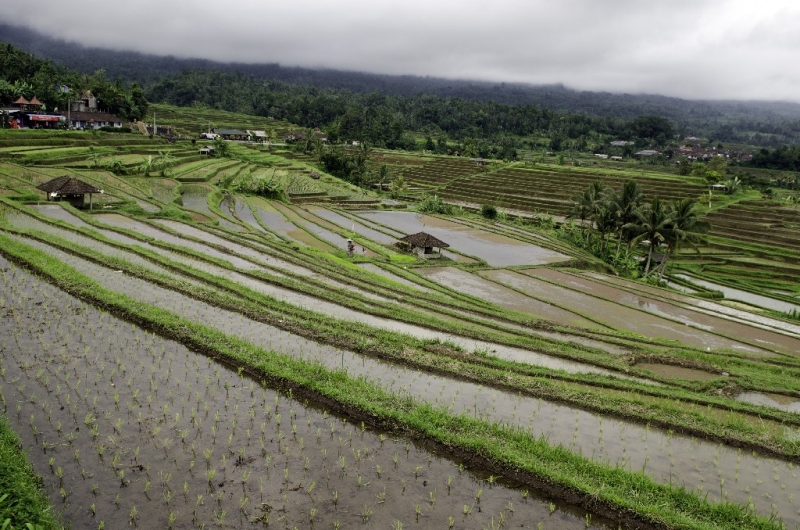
[3,22,800,146]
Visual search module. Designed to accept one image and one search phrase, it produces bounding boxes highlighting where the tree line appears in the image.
[0,43,148,121]
[144,69,678,155]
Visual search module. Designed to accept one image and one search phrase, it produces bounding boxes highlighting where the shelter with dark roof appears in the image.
[399,232,449,258]
[37,176,103,209]
[215,129,250,141]
[60,111,124,130]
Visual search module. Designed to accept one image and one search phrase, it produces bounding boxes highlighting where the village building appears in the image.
[36,176,103,209]
[2,96,64,128]
[399,232,450,259]
[60,111,124,130]
[215,129,250,141]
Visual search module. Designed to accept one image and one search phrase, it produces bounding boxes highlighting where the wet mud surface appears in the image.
[416,267,598,329]
[4,243,799,526]
[357,211,569,266]
[0,258,603,529]
[531,269,791,356]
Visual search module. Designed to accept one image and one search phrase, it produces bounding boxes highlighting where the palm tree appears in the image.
[568,188,594,232]
[568,181,611,247]
[631,197,671,277]
[656,198,709,279]
[608,181,644,245]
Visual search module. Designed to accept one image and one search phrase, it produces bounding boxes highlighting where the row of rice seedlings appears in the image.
[3,235,798,526]
[0,260,597,529]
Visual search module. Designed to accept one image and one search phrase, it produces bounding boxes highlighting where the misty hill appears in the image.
[3,22,800,146]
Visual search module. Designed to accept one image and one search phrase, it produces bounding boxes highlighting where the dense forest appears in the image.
[146,69,677,152]
[1,37,799,170]
[3,23,800,146]
[0,42,147,121]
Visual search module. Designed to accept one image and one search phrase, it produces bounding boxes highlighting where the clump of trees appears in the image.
[0,43,147,121]
[565,181,709,279]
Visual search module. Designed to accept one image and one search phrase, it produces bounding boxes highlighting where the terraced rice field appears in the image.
[2,130,800,529]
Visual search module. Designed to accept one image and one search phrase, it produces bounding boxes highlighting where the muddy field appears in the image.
[0,258,605,529]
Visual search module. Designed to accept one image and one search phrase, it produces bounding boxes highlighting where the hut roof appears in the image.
[37,176,101,195]
[12,96,29,105]
[400,232,450,248]
[28,96,43,106]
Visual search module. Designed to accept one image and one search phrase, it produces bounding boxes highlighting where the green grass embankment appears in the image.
[0,233,784,530]
[0,415,60,530]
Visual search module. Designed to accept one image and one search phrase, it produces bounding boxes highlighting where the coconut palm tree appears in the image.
[608,181,644,245]
[656,198,709,279]
[631,197,671,277]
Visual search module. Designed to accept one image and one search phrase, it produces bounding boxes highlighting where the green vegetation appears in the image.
[0,234,785,530]
[0,415,59,530]
[0,43,147,121]
[1,107,800,529]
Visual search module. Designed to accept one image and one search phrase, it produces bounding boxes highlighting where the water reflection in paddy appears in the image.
[358,211,569,266]
[5,241,800,526]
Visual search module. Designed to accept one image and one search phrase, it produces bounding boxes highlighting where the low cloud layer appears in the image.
[2,0,799,102]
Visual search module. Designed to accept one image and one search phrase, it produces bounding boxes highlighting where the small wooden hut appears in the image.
[37,176,102,209]
[399,232,449,258]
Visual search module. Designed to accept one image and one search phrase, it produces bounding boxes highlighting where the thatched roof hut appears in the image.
[37,176,102,209]
[399,232,449,257]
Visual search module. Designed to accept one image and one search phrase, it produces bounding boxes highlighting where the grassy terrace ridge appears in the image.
[0,414,60,530]
[4,203,800,461]
[0,233,784,530]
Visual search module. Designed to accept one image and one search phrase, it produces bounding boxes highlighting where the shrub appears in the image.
[480,204,498,219]
[416,194,455,215]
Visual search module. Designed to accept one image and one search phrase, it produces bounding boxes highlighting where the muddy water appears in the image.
[31,204,94,229]
[228,194,270,235]
[270,203,342,252]
[29,204,144,247]
[357,263,432,292]
[248,196,323,248]
[737,393,800,413]
[674,274,800,314]
[16,234,636,381]
[309,207,400,244]
[585,271,800,339]
[4,215,205,288]
[3,249,800,526]
[95,214,262,271]
[491,269,766,354]
[358,211,570,266]
[181,186,214,217]
[417,267,598,329]
[529,269,789,356]
[0,259,603,530]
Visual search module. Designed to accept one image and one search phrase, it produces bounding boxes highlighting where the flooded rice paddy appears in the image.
[0,257,605,529]
[357,211,570,266]
[737,393,800,414]
[14,233,637,381]
[532,269,795,356]
[674,274,800,315]
[4,240,800,526]
[417,267,599,329]
[503,269,777,355]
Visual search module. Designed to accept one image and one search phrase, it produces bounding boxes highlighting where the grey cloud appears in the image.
[1,0,799,101]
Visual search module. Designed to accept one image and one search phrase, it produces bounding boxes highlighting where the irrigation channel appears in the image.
[4,231,800,527]
[0,258,607,529]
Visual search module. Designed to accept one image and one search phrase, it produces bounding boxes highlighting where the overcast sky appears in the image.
[2,1,799,102]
